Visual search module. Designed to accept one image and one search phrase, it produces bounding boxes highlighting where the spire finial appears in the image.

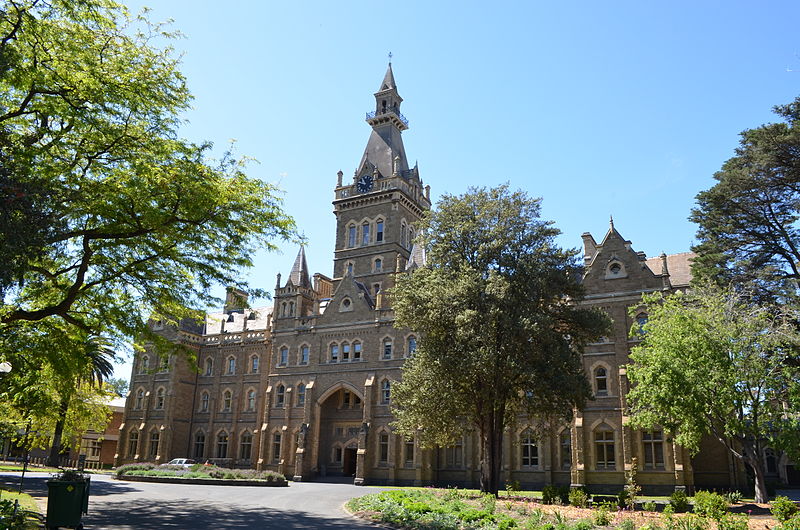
[609,215,615,229]
[388,51,392,65]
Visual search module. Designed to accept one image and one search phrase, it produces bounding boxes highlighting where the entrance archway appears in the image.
[315,383,363,478]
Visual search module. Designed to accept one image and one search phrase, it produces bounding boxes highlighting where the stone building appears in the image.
[115,64,793,492]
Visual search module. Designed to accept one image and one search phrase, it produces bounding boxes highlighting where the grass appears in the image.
[0,464,61,473]
[1,487,43,529]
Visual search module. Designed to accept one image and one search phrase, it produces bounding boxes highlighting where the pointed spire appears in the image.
[609,215,615,230]
[379,61,397,91]
[406,242,427,270]
[289,246,311,288]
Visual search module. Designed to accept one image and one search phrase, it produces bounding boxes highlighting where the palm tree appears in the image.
[46,336,116,467]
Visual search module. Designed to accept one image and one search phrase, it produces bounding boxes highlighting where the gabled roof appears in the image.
[406,243,426,270]
[645,252,694,287]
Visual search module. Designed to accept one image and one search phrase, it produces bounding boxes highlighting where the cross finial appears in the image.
[388,51,393,64]
[609,215,615,229]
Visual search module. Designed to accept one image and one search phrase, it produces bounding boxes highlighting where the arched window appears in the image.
[250,355,259,373]
[346,262,354,276]
[159,355,169,372]
[222,390,232,412]
[139,355,149,374]
[193,432,205,459]
[353,341,362,361]
[376,219,384,242]
[407,336,417,356]
[272,432,282,463]
[520,429,538,467]
[595,367,608,396]
[300,345,309,365]
[200,392,209,412]
[281,302,287,316]
[643,430,664,469]
[342,342,350,361]
[204,358,213,376]
[288,301,294,316]
[765,448,778,474]
[374,258,382,272]
[246,389,256,412]
[378,432,389,463]
[330,343,339,362]
[401,222,407,247]
[347,224,356,248]
[332,444,343,464]
[444,438,464,468]
[279,346,288,366]
[595,425,616,470]
[135,389,144,409]
[155,388,165,409]
[127,431,139,457]
[560,429,572,470]
[226,356,236,375]
[276,385,285,407]
[636,313,648,334]
[361,222,370,246]
[407,227,414,247]
[297,383,306,406]
[240,431,253,460]
[404,437,415,466]
[148,431,160,459]
[381,380,391,404]
[382,338,393,360]
[216,431,228,458]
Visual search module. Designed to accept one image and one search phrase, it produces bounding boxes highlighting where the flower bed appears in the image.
[346,489,786,529]
[114,463,288,487]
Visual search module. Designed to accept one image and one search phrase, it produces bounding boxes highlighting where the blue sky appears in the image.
[115,0,800,378]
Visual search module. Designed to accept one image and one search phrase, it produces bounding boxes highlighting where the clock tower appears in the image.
[332,63,431,296]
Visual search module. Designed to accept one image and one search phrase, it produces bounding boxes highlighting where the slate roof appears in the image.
[644,252,695,287]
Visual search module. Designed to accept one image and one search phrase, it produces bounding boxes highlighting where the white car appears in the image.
[166,458,196,468]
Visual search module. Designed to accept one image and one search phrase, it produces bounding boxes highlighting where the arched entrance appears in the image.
[315,383,364,479]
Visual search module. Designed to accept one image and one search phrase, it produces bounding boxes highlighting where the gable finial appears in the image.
[609,215,615,230]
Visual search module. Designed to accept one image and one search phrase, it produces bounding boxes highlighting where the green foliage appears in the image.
[771,496,800,523]
[642,501,657,512]
[0,498,26,529]
[391,186,610,494]
[115,462,156,477]
[593,506,612,526]
[569,488,590,509]
[691,491,728,521]
[716,514,748,530]
[479,493,497,514]
[622,458,641,510]
[672,514,708,530]
[668,491,689,513]
[690,97,800,301]
[779,514,800,530]
[543,485,569,505]
[617,520,635,530]
[571,520,593,530]
[722,491,741,505]
[0,0,295,347]
[506,480,522,495]
[626,286,800,502]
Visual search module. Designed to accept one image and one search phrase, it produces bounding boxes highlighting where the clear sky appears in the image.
[114,0,800,378]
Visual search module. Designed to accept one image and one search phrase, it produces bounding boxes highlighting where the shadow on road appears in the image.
[82,498,380,529]
[0,473,139,497]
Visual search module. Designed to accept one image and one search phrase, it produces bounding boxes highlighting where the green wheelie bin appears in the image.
[45,475,90,529]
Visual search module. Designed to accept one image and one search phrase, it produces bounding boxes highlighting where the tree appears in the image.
[391,185,610,495]
[106,377,129,398]
[626,286,800,503]
[691,98,800,301]
[0,1,295,345]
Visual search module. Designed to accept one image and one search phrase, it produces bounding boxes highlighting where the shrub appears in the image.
[569,488,590,508]
[480,493,497,514]
[722,491,742,505]
[0,498,26,529]
[506,480,522,495]
[617,490,630,510]
[779,514,800,530]
[643,501,657,512]
[617,520,635,530]
[623,458,642,510]
[571,520,594,530]
[543,485,562,505]
[692,491,728,520]
[669,490,689,513]
[115,462,156,477]
[772,496,799,523]
[593,506,612,526]
[716,513,748,530]
[672,514,708,530]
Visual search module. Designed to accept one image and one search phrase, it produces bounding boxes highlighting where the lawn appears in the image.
[1,487,43,529]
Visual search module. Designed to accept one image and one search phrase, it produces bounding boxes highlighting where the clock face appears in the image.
[357,174,374,193]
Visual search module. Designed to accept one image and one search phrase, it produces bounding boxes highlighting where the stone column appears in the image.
[572,414,586,487]
[257,385,273,471]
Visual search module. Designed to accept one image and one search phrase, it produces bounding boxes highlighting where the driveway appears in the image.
[1,472,387,529]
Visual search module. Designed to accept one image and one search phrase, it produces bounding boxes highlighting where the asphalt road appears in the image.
[1,472,387,529]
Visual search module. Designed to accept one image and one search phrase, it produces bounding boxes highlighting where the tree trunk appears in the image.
[749,456,769,504]
[478,410,505,496]
[46,396,70,468]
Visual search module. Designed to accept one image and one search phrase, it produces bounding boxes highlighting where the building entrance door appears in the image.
[343,447,357,476]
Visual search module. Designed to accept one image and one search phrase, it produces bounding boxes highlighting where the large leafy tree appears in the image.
[626,287,800,503]
[391,185,610,495]
[691,98,800,301]
[0,0,295,346]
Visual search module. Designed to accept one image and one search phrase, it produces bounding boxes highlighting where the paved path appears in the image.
[1,472,387,529]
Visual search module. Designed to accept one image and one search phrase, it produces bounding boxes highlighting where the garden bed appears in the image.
[114,463,288,487]
[346,488,788,529]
